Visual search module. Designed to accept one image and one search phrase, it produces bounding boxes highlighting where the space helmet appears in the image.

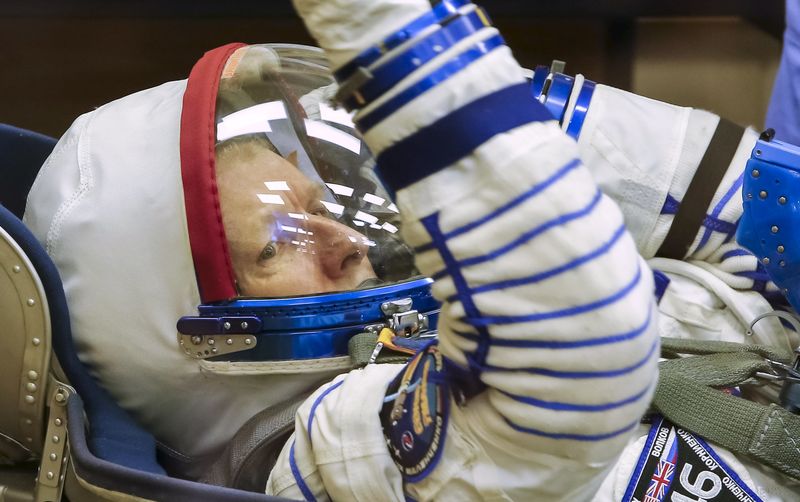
[177,43,437,360]
[24,43,437,460]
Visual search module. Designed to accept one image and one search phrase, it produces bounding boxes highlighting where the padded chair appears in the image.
[0,124,58,219]
[0,126,292,501]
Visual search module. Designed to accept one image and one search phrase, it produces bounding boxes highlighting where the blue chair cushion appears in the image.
[0,124,57,219]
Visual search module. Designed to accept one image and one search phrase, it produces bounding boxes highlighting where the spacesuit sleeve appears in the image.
[573,84,785,303]
[574,84,758,262]
[278,1,660,499]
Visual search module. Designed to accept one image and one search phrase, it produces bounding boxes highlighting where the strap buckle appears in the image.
[746,311,800,410]
[756,349,800,413]
[755,358,800,384]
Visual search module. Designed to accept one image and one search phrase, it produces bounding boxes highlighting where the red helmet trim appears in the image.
[180,43,246,303]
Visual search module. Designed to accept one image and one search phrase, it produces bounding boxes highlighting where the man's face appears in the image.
[216,142,377,297]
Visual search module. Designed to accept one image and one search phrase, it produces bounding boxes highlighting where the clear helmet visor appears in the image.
[214,44,417,298]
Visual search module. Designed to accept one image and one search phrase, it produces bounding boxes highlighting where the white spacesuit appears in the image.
[267,0,658,493]
[575,84,800,502]
[20,0,798,501]
[256,0,656,500]
[526,19,800,502]
[270,1,800,500]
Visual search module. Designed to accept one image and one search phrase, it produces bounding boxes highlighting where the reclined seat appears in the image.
[0,123,64,501]
[0,124,294,501]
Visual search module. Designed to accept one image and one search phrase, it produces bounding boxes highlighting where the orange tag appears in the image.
[221,47,248,79]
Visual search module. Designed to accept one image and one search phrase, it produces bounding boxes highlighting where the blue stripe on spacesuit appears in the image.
[376,83,554,192]
[333,0,469,83]
[453,307,652,349]
[343,8,490,110]
[652,270,670,303]
[457,189,603,269]
[430,267,449,281]
[701,215,737,235]
[695,172,744,252]
[660,193,680,215]
[504,416,639,441]
[724,216,741,243]
[447,222,626,300]
[498,382,653,411]
[735,270,772,282]
[428,188,602,280]
[289,441,317,502]
[721,247,753,260]
[421,212,493,369]
[307,379,344,447]
[414,158,582,254]
[723,246,775,292]
[356,34,506,132]
[482,339,657,378]
[464,264,642,326]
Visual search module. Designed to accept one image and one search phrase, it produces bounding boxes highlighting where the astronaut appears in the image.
[25,0,656,499]
[19,1,797,502]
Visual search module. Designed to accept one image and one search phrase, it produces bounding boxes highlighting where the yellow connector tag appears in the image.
[378,327,395,345]
[368,328,397,364]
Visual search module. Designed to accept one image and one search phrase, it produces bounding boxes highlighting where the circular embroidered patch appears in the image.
[381,342,450,482]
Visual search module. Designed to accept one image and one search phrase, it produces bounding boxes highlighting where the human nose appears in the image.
[307,216,371,279]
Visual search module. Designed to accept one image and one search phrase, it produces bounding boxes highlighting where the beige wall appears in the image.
[0,16,784,138]
[633,17,781,130]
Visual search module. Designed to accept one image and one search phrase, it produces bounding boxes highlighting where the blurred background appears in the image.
[0,0,785,138]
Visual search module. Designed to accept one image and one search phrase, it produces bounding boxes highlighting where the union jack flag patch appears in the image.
[623,416,764,502]
[643,430,677,501]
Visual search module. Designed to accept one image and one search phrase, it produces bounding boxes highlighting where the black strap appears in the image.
[656,118,744,259]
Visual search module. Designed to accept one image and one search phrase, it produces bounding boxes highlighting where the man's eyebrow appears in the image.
[309,182,327,201]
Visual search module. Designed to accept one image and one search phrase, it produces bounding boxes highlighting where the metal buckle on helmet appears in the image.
[176,316,260,360]
[365,298,435,364]
[380,298,430,336]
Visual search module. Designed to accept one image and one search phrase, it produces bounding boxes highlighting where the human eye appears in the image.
[258,242,278,263]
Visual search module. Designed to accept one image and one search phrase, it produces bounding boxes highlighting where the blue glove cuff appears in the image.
[334,0,470,83]
[337,6,492,111]
[737,130,800,311]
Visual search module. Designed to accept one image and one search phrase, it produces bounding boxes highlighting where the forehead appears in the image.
[217,140,288,180]
[215,140,325,216]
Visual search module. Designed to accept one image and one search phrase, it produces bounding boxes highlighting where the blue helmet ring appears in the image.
[178,277,439,361]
